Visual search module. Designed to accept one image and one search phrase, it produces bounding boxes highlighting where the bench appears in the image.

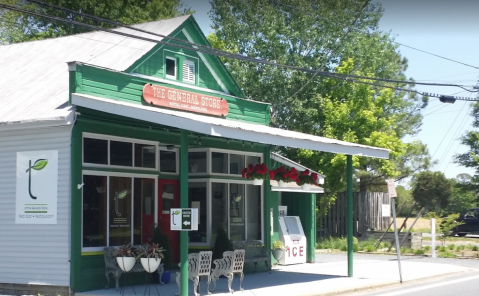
[233,240,270,273]
[175,251,213,296]
[210,249,245,293]
[104,246,164,290]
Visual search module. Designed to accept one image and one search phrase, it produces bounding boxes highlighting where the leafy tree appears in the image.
[394,185,415,216]
[442,174,478,215]
[209,0,429,196]
[411,171,453,215]
[0,0,192,44]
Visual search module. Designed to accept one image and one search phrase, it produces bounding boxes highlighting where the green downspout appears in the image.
[180,131,189,296]
[347,155,353,277]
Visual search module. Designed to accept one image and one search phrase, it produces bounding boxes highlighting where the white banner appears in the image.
[16,150,58,224]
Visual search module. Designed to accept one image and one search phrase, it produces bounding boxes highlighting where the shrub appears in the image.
[212,226,233,260]
[448,244,455,250]
[152,225,172,270]
[414,249,426,255]
[472,246,479,251]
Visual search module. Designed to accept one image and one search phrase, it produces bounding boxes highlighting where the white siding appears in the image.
[0,126,71,286]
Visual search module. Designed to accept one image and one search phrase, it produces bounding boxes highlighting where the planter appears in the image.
[271,249,284,261]
[141,258,161,273]
[278,180,288,187]
[253,179,263,186]
[116,257,136,272]
[161,270,171,284]
[301,184,311,190]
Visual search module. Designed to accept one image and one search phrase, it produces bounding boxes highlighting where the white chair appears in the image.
[210,249,245,293]
[176,251,213,296]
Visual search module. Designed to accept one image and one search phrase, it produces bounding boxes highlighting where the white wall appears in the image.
[0,126,71,286]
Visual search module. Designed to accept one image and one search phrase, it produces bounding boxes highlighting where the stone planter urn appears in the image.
[271,249,284,261]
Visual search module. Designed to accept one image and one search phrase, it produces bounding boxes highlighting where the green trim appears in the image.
[347,155,353,277]
[263,146,272,267]
[179,131,189,296]
[70,122,82,291]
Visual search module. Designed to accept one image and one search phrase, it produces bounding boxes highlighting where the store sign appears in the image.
[143,84,229,117]
[170,208,198,231]
[15,150,58,224]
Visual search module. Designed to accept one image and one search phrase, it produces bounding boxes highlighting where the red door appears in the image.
[158,179,180,263]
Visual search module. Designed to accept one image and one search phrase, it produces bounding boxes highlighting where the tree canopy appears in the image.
[209,0,430,194]
[411,171,453,214]
[0,0,192,44]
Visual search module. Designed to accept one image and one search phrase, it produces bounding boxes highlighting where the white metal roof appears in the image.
[0,15,190,129]
[71,93,390,159]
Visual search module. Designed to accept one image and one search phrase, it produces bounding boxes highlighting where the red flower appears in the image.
[269,171,275,180]
[311,173,318,181]
[279,166,285,172]
[301,169,309,176]
[291,167,297,173]
[246,173,250,178]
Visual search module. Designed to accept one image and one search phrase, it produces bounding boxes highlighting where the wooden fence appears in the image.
[319,192,391,238]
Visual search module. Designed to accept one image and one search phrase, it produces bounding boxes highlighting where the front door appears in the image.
[158,179,180,263]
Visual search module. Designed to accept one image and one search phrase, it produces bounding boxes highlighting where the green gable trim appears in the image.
[125,16,245,98]
[75,63,270,125]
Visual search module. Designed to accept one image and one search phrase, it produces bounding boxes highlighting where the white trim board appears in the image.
[71,93,390,159]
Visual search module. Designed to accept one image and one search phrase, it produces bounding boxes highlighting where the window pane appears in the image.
[246,185,261,240]
[188,182,207,243]
[229,184,245,241]
[160,150,177,173]
[212,152,228,174]
[82,175,107,247]
[229,154,244,175]
[134,144,156,168]
[166,58,176,77]
[134,178,154,245]
[109,177,132,246]
[245,155,261,168]
[162,184,175,214]
[189,152,207,173]
[83,138,108,164]
[110,141,133,166]
[212,183,228,240]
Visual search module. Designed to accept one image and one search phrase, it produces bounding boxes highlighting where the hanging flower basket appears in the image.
[141,258,161,273]
[301,184,311,190]
[242,163,268,185]
[296,170,319,189]
[116,257,136,272]
[278,180,287,187]
[269,166,298,186]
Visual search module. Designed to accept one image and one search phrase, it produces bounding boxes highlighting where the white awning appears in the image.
[71,93,390,159]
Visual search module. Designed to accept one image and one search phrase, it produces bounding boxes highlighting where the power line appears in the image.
[2,2,478,100]
[269,0,479,70]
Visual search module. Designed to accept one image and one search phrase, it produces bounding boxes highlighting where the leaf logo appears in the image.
[26,159,48,199]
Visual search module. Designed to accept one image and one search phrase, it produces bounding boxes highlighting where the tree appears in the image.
[411,171,453,215]
[394,185,415,216]
[209,0,429,196]
[441,174,478,215]
[0,0,192,44]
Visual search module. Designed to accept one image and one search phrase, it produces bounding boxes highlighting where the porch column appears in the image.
[179,131,189,296]
[347,154,353,277]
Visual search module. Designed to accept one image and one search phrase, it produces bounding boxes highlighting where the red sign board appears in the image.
[143,84,229,117]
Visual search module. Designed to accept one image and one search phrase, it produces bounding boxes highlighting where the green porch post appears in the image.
[347,155,353,277]
[264,146,272,264]
[180,131,189,296]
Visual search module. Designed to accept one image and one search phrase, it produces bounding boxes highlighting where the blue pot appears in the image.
[161,270,171,284]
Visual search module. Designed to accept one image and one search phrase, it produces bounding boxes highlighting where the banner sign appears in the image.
[170,208,198,231]
[143,83,229,117]
[16,150,58,224]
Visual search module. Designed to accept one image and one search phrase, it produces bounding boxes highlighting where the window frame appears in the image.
[158,146,179,175]
[165,56,177,79]
[82,132,159,171]
[81,170,158,253]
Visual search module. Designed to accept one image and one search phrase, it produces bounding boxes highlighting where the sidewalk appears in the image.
[77,256,476,296]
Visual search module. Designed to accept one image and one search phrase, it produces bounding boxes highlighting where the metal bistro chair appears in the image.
[210,249,246,293]
[176,251,213,296]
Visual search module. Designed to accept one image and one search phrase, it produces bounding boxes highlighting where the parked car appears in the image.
[452,208,479,237]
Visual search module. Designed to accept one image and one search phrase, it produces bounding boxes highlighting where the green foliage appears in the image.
[212,226,233,260]
[209,0,429,197]
[272,240,286,250]
[428,212,462,246]
[438,251,457,258]
[152,225,172,270]
[394,185,415,216]
[423,246,431,251]
[412,171,453,214]
[442,175,478,215]
[0,0,193,44]
[473,246,478,251]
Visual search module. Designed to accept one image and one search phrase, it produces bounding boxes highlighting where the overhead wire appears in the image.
[2,1,478,100]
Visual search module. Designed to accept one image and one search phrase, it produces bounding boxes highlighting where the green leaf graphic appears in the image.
[174,210,180,215]
[32,159,48,171]
[235,196,242,202]
[118,190,128,199]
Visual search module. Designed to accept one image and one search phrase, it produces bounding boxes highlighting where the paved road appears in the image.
[342,270,479,296]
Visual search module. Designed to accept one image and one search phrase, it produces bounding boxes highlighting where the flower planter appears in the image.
[272,249,284,261]
[141,258,161,273]
[278,180,288,187]
[301,184,311,190]
[253,179,263,186]
[116,257,136,272]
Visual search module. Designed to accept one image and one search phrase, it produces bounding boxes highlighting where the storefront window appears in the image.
[189,151,207,173]
[211,183,228,234]
[212,152,228,174]
[229,184,245,241]
[110,141,133,166]
[229,154,244,175]
[246,185,261,240]
[134,178,155,245]
[188,182,207,243]
[83,138,108,164]
[160,149,177,173]
[109,176,132,246]
[82,175,107,247]
[134,144,156,168]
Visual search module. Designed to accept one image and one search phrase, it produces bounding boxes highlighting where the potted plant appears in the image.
[136,243,165,273]
[271,240,286,261]
[112,242,138,272]
[296,170,318,190]
[242,163,269,185]
[269,166,298,187]
[152,225,173,284]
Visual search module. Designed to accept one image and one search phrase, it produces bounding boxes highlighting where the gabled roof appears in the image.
[0,15,190,129]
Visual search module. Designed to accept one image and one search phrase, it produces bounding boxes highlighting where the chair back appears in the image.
[232,249,245,273]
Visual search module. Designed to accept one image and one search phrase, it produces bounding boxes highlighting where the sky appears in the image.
[182,0,479,181]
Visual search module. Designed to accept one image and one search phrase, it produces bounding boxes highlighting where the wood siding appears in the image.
[0,127,71,286]
[320,192,391,238]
